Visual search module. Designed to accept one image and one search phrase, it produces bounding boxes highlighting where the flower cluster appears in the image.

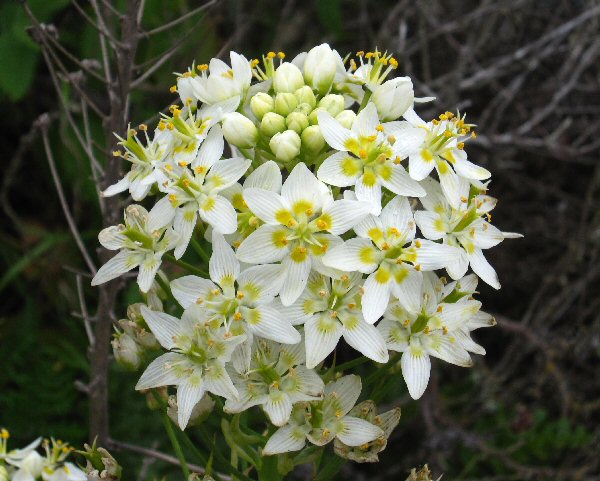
[0,430,86,481]
[93,44,520,458]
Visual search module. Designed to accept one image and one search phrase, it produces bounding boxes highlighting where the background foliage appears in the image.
[1,0,599,479]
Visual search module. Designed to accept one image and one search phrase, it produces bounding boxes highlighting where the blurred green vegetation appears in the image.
[1,1,597,480]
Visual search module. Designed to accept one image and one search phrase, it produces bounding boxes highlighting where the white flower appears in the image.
[395,109,491,208]
[273,62,305,93]
[263,375,383,454]
[146,126,251,258]
[91,205,178,292]
[103,127,173,201]
[191,52,252,108]
[224,339,324,426]
[136,305,245,429]
[414,178,522,288]
[348,50,399,91]
[317,102,425,214]
[280,272,389,368]
[371,77,414,122]
[377,272,486,399]
[323,196,462,323]
[170,231,300,345]
[302,44,338,95]
[10,451,44,481]
[0,432,40,468]
[236,162,372,306]
[42,463,87,481]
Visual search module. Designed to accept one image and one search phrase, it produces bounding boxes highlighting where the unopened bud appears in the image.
[318,94,345,116]
[301,125,325,153]
[222,112,258,148]
[335,110,357,129]
[250,92,274,120]
[274,93,298,116]
[273,62,305,93]
[294,85,316,108]
[304,43,337,95]
[286,112,309,134]
[269,130,301,162]
[372,77,414,122]
[260,112,287,137]
[112,333,142,371]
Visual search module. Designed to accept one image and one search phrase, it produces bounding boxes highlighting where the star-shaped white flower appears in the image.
[236,162,372,306]
[317,102,425,214]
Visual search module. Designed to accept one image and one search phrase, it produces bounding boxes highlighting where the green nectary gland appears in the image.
[411,312,430,333]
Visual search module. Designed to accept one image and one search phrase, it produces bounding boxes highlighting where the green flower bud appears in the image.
[286,111,309,134]
[260,112,286,137]
[309,107,324,125]
[112,332,142,371]
[274,93,298,116]
[269,130,301,162]
[250,92,274,120]
[301,125,325,153]
[222,112,258,148]
[294,85,316,108]
[296,102,313,116]
[304,43,337,95]
[273,62,305,93]
[318,94,345,116]
[335,109,357,130]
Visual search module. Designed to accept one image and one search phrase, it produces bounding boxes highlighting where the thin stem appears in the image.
[191,238,211,264]
[164,254,209,277]
[162,412,191,480]
[358,90,372,111]
[335,355,370,372]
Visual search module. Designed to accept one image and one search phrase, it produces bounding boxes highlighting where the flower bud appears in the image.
[112,332,142,371]
[273,62,305,93]
[274,93,298,116]
[222,112,258,148]
[372,77,414,121]
[304,43,337,95]
[269,130,301,162]
[286,112,309,134]
[294,85,316,108]
[318,94,345,116]
[335,109,357,129]
[260,112,286,137]
[296,102,313,116]
[301,125,325,153]
[309,107,323,125]
[250,92,274,120]
[145,386,168,410]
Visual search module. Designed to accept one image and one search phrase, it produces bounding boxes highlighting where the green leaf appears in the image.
[0,36,38,101]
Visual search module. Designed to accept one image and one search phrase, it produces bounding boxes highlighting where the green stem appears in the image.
[335,355,370,372]
[358,90,372,111]
[191,238,211,264]
[165,254,209,277]
[162,412,191,480]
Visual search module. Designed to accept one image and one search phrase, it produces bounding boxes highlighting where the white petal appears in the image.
[355,174,382,215]
[388,122,426,158]
[280,256,312,306]
[320,199,371,235]
[380,164,426,197]
[304,314,344,368]
[322,238,379,274]
[136,352,185,389]
[325,374,361,414]
[263,392,293,426]
[414,211,445,240]
[317,152,361,187]
[290,366,325,400]
[102,175,130,197]
[98,226,127,250]
[416,239,462,271]
[408,152,435,181]
[206,157,251,192]
[401,349,431,399]
[199,195,237,234]
[281,162,325,212]
[437,164,462,209]
[203,363,238,400]
[244,160,282,191]
[336,417,383,446]
[263,426,307,455]
[173,204,198,259]
[243,188,289,224]
[469,220,505,249]
[193,123,224,169]
[446,250,469,280]
[148,196,177,231]
[419,178,448,212]
[317,110,354,151]
[353,102,379,137]
[91,250,141,286]
[380,195,415,240]
[438,300,482,330]
[467,248,500,289]
[141,305,181,349]
[177,379,206,429]
[342,318,389,363]
[246,306,301,344]
[209,231,241,287]
[171,275,217,308]
[361,269,393,324]
[427,334,473,366]
[236,224,289,263]
[137,253,162,293]
[453,157,491,180]
[392,267,423,313]
[237,264,285,303]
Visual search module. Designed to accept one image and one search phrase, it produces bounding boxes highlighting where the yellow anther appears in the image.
[182,179,191,188]
[236,292,245,300]
[186,98,193,105]
[169,85,177,93]
[376,124,385,132]
[381,242,390,250]
[349,59,357,71]
[348,303,356,310]
[442,326,449,335]
[1,428,9,439]
[330,310,338,318]
[168,194,177,202]
[486,213,492,222]
[365,52,374,59]
[460,196,468,203]
[323,429,331,439]
[389,57,399,68]
[445,111,454,119]
[469,228,476,237]
[459,129,467,135]
[457,142,465,150]
[424,326,430,334]
[335,409,343,418]
[359,287,365,295]
[471,131,477,139]
[356,50,365,57]
[415,240,422,248]
[403,319,410,327]
[367,134,377,142]
[414,264,421,271]
[196,297,204,305]
[112,150,122,157]
[167,123,174,130]
[267,51,276,59]
[178,161,188,167]
[207,339,215,347]
[388,135,396,144]
[198,64,209,71]
[305,208,314,216]
[287,219,297,228]
[390,227,400,235]
[436,305,444,313]
[444,130,452,137]
[360,443,371,450]
[139,123,148,131]
[251,59,260,68]
[211,289,220,296]
[340,274,349,281]
[158,121,166,131]
[432,119,440,125]
[439,114,448,121]
[319,290,327,297]
[359,149,368,159]
[277,51,285,59]
[195,166,207,174]
[316,219,327,229]
[233,312,243,321]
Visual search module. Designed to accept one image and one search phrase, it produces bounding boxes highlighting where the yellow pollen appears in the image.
[460,196,468,203]
[359,149,368,159]
[167,123,174,130]
[158,122,166,131]
[112,150,122,157]
[471,131,477,139]
[319,290,327,297]
[277,51,285,59]
[432,119,440,125]
[388,135,396,144]
[207,339,215,347]
[348,303,356,309]
[360,443,371,450]
[457,142,465,150]
[196,297,203,304]
[424,326,430,334]
[341,274,349,281]
[178,161,188,167]
[444,130,452,137]
[323,429,331,439]
[390,57,398,68]
[198,64,209,71]
[414,264,421,271]
[356,50,365,57]
[168,194,177,202]
[236,292,245,299]
[376,125,385,132]
[442,326,449,335]
[182,179,191,188]
[211,289,220,296]
[1,429,9,439]
[439,114,448,121]
[381,242,390,250]
[403,319,410,327]
[233,312,243,321]
[317,219,327,229]
[437,305,443,313]
[305,208,314,216]
[251,59,259,68]
[365,52,374,59]
[138,123,148,131]
[169,85,177,93]
[330,310,338,318]
[415,240,422,248]
[267,51,276,59]
[335,409,343,418]
[367,134,377,142]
